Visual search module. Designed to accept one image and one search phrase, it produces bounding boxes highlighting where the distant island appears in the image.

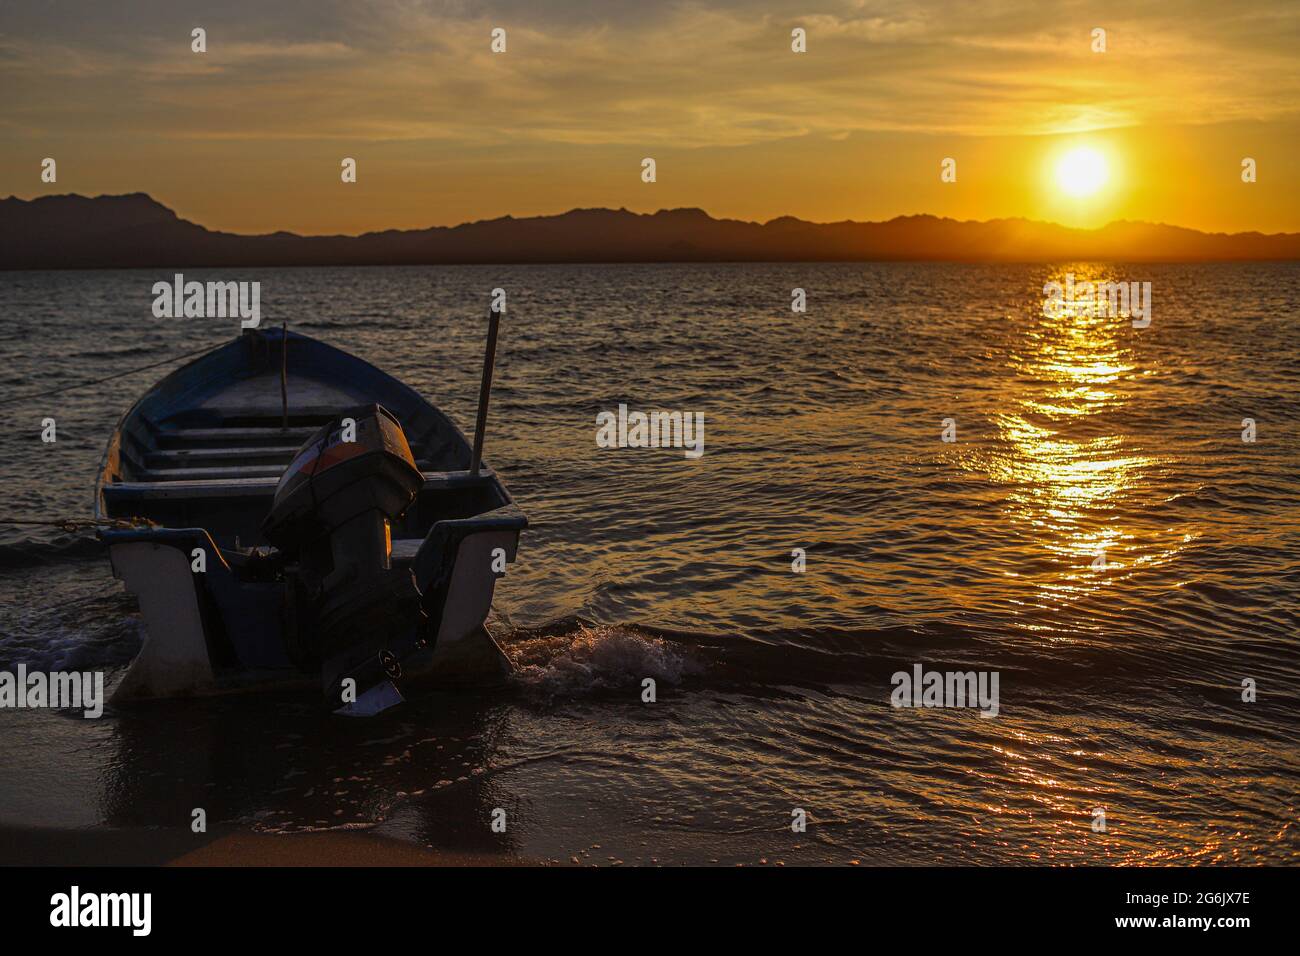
[3,193,1299,269]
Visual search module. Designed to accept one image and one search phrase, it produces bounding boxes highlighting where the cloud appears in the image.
[0,0,1296,148]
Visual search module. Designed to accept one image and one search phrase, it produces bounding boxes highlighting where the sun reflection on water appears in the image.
[982,265,1183,604]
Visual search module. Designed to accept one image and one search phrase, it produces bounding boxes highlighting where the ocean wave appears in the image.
[0,535,104,570]
[504,622,698,698]
[491,615,1298,739]
[0,619,140,673]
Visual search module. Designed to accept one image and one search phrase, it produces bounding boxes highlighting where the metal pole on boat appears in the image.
[280,322,289,430]
[469,306,501,475]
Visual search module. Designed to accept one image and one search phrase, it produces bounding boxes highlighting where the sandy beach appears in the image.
[1,824,524,867]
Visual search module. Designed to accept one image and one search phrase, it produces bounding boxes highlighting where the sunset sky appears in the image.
[2,0,1297,235]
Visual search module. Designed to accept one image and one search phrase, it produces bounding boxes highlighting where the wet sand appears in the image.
[169,831,525,866]
[0,824,524,867]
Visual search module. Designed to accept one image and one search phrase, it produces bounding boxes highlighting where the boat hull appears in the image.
[95,328,526,706]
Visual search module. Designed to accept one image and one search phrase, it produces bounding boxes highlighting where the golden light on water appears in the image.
[979,265,1188,610]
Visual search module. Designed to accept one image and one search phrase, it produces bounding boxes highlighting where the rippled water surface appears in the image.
[1,263,1297,864]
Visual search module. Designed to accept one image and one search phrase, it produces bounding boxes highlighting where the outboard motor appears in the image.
[262,404,427,713]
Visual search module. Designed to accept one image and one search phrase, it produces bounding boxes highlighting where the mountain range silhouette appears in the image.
[3,193,1298,268]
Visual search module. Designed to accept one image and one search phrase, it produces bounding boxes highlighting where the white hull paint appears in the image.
[418,529,517,685]
[109,542,214,701]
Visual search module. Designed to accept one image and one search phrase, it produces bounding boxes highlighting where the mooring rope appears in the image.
[0,340,223,408]
[0,516,158,534]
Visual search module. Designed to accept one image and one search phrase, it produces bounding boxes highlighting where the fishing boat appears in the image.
[94,315,525,716]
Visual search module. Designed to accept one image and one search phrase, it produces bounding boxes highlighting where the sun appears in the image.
[1055,147,1109,198]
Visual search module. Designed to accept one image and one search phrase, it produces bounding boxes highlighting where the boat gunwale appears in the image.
[95,327,523,529]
